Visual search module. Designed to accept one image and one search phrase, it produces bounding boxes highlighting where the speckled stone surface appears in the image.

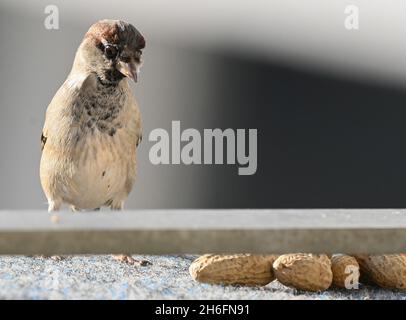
[0,255,405,300]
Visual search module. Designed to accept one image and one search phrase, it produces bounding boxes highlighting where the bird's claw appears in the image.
[113,254,152,266]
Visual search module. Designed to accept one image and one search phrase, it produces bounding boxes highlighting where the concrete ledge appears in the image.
[0,209,405,254]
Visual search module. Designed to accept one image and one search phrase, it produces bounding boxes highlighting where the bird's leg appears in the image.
[110,201,151,265]
[38,198,64,260]
[48,199,62,212]
[70,205,80,212]
[110,200,124,210]
[111,201,129,262]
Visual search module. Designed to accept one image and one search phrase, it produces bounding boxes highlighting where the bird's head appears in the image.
[75,19,145,85]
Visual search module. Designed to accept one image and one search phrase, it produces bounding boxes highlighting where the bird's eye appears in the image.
[104,45,118,59]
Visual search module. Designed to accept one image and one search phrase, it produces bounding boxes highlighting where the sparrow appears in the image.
[40,19,145,213]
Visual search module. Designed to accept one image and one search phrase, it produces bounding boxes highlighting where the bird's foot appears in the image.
[113,254,152,266]
[33,255,65,261]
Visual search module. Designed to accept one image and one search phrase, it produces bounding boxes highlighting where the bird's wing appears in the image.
[136,133,142,147]
[135,113,142,147]
[40,132,47,151]
[41,73,94,152]
[123,81,143,149]
[130,94,143,149]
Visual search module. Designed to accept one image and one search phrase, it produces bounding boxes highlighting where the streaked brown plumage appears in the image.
[40,19,145,212]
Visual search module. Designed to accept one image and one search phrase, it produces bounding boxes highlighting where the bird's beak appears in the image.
[116,60,139,82]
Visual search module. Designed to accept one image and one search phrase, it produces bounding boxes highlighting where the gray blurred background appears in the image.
[1,0,406,209]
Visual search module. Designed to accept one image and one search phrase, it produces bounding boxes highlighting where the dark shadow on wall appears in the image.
[204,52,406,208]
